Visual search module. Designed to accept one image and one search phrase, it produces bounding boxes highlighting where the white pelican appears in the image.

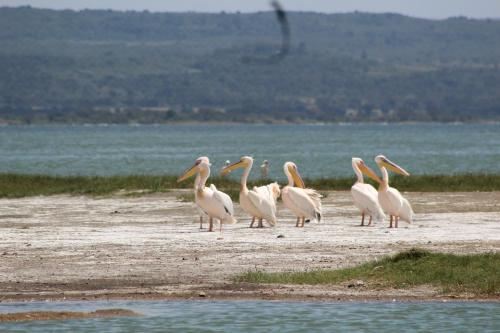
[375,155,414,228]
[221,156,279,228]
[351,157,386,226]
[282,162,322,227]
[178,156,236,232]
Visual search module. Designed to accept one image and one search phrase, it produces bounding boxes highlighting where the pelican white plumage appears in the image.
[281,162,322,227]
[351,157,385,226]
[375,155,414,228]
[178,156,236,232]
[221,156,280,228]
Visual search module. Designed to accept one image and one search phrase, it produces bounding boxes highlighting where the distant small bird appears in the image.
[220,160,231,175]
[260,160,269,179]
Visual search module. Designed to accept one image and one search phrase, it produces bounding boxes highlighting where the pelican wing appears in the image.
[248,189,277,226]
[351,183,385,221]
[400,197,414,223]
[382,187,405,215]
[268,182,281,201]
[254,185,272,202]
[210,184,236,223]
[285,187,322,221]
[303,188,322,211]
[254,183,280,202]
[364,184,378,197]
[351,183,378,209]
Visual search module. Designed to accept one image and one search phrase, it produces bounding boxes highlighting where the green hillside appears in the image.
[1,7,499,123]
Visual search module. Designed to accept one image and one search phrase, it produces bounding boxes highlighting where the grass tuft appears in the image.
[234,249,500,296]
[390,248,430,262]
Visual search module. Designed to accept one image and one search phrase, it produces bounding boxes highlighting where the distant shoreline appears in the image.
[1,121,500,127]
[2,8,500,124]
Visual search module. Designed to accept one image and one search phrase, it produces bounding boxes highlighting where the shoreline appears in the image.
[0,191,498,304]
[1,121,500,127]
[1,281,499,304]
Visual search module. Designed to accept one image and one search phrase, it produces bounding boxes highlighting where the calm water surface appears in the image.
[0,124,499,178]
[0,300,499,332]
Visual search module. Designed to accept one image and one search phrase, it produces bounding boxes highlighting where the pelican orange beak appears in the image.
[358,161,383,183]
[221,160,247,176]
[380,157,410,176]
[288,164,305,188]
[177,163,199,183]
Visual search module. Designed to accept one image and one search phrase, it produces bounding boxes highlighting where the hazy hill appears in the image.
[0,6,499,123]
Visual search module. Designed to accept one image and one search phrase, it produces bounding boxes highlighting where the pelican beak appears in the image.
[381,157,410,176]
[221,160,246,176]
[359,162,382,183]
[289,165,305,188]
[177,163,199,183]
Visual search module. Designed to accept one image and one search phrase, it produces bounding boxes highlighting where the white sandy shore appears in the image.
[0,191,499,301]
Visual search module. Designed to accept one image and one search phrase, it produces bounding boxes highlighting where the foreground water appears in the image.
[0,123,499,178]
[0,300,499,332]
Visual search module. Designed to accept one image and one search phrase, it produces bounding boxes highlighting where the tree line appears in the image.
[0,7,499,123]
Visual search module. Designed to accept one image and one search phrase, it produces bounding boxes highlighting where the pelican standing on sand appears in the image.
[177,156,236,232]
[281,162,322,227]
[222,156,280,228]
[375,155,414,228]
[351,157,386,226]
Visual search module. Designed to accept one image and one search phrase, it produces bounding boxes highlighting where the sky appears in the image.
[1,0,500,19]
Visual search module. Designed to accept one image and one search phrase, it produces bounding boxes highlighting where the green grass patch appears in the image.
[0,174,179,198]
[1,173,499,198]
[304,173,500,192]
[234,249,500,296]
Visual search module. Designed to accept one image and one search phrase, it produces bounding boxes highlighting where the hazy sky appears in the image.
[2,0,500,19]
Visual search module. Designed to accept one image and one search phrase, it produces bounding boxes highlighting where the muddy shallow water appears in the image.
[0,191,499,301]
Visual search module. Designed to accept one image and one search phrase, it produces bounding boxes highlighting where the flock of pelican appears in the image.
[177,155,413,232]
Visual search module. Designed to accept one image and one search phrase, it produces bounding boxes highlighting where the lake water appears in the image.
[0,300,499,332]
[0,123,499,179]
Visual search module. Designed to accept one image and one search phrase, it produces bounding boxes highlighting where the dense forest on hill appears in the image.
[0,6,499,123]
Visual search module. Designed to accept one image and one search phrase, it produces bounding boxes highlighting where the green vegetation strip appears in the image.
[235,249,500,296]
[0,173,499,198]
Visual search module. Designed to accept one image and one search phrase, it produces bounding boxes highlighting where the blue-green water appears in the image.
[0,124,499,178]
[0,301,499,332]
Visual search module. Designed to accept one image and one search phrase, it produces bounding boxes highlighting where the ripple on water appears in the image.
[1,300,499,332]
[1,124,499,178]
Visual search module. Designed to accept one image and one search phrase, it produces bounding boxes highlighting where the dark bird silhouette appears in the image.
[242,0,290,64]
